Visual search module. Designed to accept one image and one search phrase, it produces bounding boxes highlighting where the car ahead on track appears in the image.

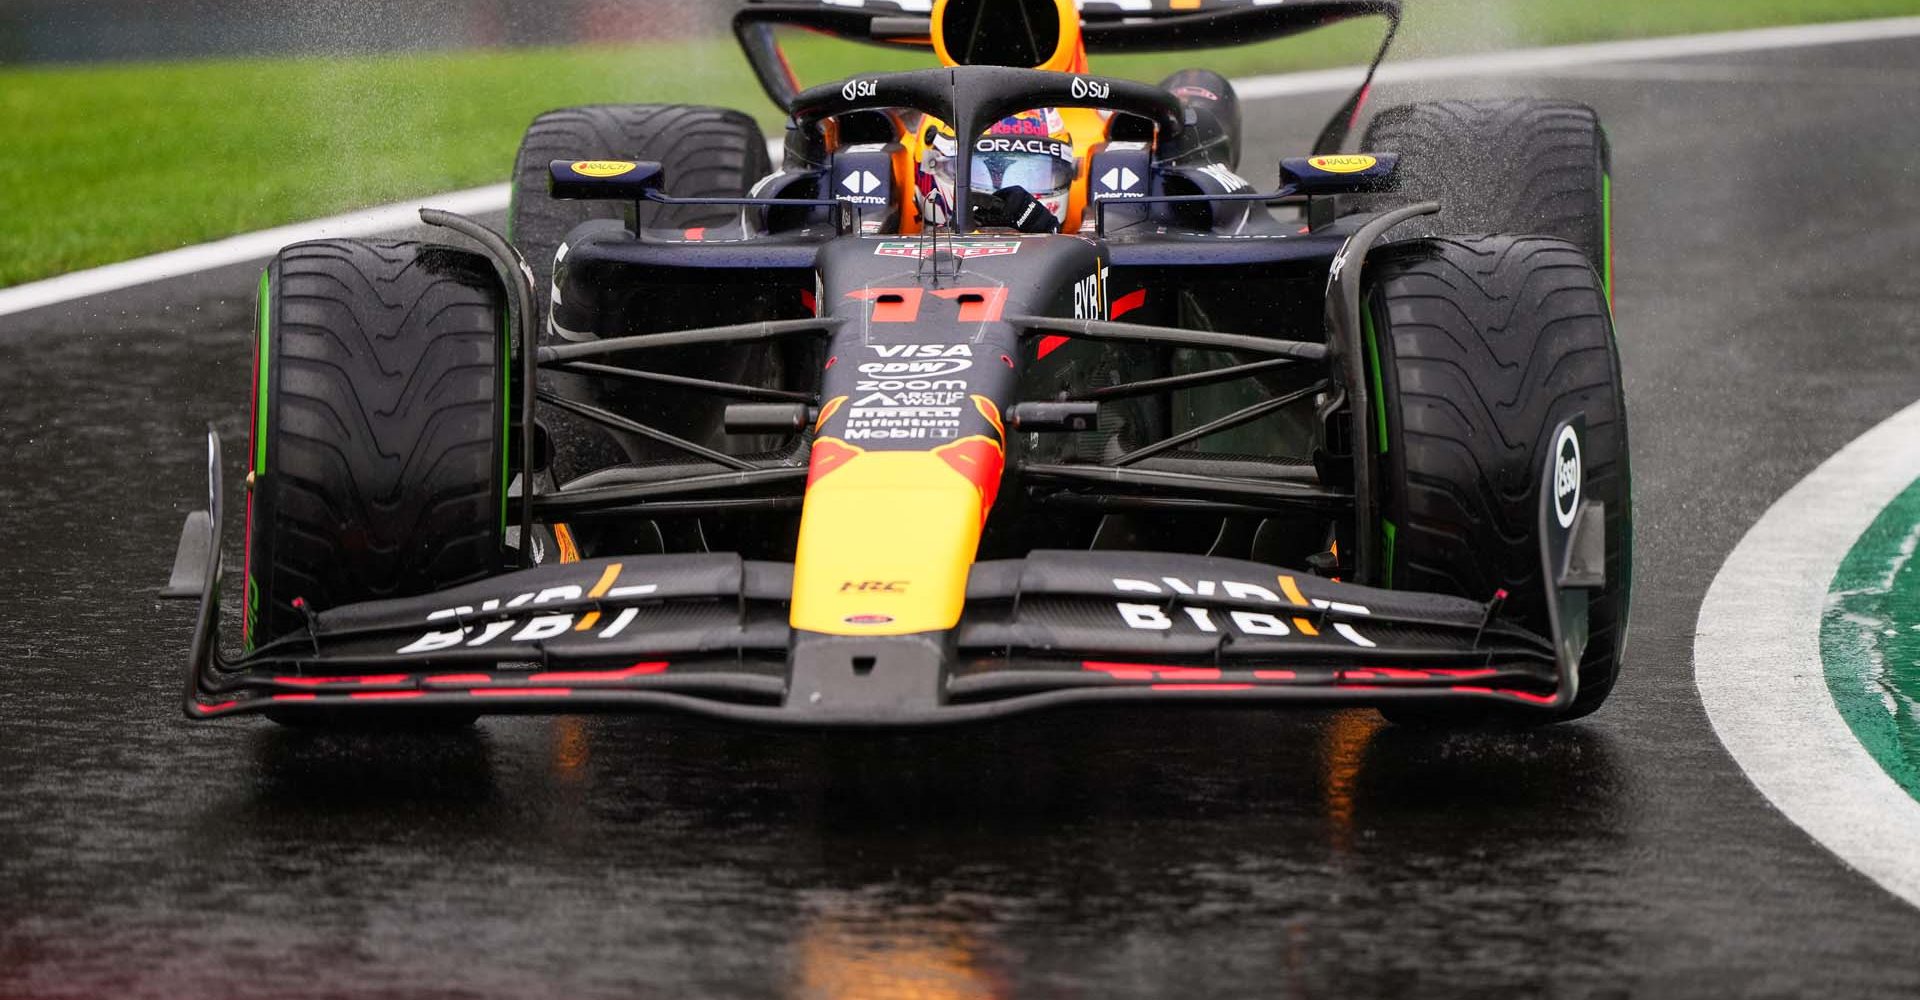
[166,0,1630,729]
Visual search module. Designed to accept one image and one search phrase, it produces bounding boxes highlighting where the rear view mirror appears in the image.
[1281,153,1400,195]
[548,159,667,201]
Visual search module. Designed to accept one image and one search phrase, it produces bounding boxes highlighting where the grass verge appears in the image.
[2,0,1914,287]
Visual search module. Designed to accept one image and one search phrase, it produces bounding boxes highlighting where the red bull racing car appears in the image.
[166,0,1630,728]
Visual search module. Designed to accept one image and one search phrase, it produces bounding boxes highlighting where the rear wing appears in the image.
[732,0,1401,153]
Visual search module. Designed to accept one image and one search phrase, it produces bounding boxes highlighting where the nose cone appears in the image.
[790,431,1005,636]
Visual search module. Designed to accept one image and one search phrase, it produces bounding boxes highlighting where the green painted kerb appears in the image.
[254,267,270,475]
[1822,476,1920,801]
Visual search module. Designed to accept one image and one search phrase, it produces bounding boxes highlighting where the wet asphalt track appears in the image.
[4,36,1920,1000]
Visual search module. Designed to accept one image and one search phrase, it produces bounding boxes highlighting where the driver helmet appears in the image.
[915,108,1077,227]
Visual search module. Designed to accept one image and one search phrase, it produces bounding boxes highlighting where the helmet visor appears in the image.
[972,152,1075,196]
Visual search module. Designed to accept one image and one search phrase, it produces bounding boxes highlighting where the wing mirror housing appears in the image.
[1280,153,1401,195]
[548,159,667,201]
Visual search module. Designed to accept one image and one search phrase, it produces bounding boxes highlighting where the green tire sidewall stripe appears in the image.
[246,264,272,651]
[1363,302,1389,455]
[255,267,270,476]
[501,308,512,535]
[1602,171,1615,303]
[1822,476,1920,800]
[1363,298,1396,587]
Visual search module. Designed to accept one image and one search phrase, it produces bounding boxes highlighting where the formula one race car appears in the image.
[166,0,1630,728]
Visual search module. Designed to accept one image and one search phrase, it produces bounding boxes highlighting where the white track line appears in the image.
[0,183,509,320]
[4,15,1920,320]
[1695,399,1920,911]
[1233,16,1920,99]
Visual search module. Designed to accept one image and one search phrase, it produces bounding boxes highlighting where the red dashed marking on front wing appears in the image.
[1083,663,1553,702]
[275,674,409,687]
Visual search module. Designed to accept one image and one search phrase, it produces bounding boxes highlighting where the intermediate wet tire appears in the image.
[246,239,510,728]
[509,103,772,319]
[1360,98,1612,284]
[1366,235,1631,726]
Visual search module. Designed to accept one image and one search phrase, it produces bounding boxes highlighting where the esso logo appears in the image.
[1553,424,1583,529]
[1071,77,1111,101]
[843,78,878,102]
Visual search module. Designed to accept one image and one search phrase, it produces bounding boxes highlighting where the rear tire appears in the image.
[246,239,509,729]
[509,104,774,486]
[509,104,772,319]
[1360,99,1612,288]
[1366,235,1632,726]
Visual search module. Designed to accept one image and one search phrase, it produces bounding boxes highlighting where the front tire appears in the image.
[246,239,509,728]
[1366,235,1632,726]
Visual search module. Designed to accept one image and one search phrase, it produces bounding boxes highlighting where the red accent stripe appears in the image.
[1156,666,1222,680]
[350,691,424,701]
[1084,662,1221,681]
[1110,288,1147,320]
[194,700,239,714]
[1254,670,1298,680]
[473,688,573,698]
[800,290,817,315]
[277,674,409,687]
[1151,684,1255,692]
[1036,334,1070,359]
[271,694,317,703]
[1348,84,1373,127]
[530,662,668,683]
[683,227,706,242]
[431,674,495,685]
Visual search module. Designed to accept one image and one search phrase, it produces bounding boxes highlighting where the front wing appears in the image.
[171,425,1600,726]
